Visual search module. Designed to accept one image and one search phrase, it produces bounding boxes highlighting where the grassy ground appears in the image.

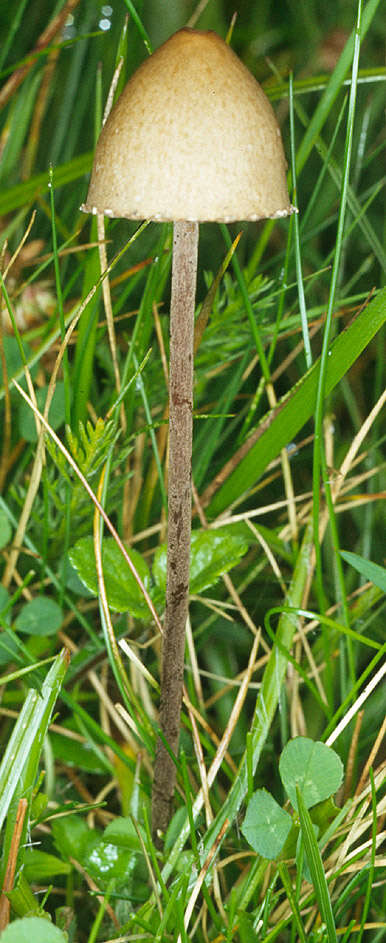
[0,1,385,941]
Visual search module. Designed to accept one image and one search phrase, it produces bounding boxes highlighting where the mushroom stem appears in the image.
[152,220,199,840]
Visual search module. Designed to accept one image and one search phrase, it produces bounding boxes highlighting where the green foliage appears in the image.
[279,737,343,812]
[0,511,12,551]
[68,526,249,616]
[14,596,62,636]
[242,789,293,860]
[0,917,67,943]
[65,418,118,479]
[0,651,69,835]
[48,727,107,774]
[4,873,44,921]
[341,550,386,593]
[0,0,384,939]
[0,336,35,388]
[0,630,21,667]
[17,382,66,443]
[153,527,249,595]
[22,850,71,881]
[42,416,121,551]
[296,787,338,942]
[68,536,152,616]
[242,738,343,860]
[0,648,69,933]
[51,815,99,867]
[207,289,386,516]
[52,814,147,897]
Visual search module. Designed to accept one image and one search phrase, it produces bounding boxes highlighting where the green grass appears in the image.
[0,1,385,941]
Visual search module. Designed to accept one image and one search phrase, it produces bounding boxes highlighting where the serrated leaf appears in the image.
[68,536,151,616]
[279,738,343,811]
[241,789,292,860]
[153,527,248,595]
[340,550,386,593]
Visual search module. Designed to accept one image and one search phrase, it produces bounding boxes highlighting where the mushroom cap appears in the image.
[82,28,294,223]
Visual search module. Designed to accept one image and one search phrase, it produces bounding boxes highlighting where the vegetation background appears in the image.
[0,1,385,941]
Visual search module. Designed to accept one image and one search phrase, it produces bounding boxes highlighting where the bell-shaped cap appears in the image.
[82,28,295,223]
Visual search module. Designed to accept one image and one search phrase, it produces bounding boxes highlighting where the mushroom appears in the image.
[81,27,295,840]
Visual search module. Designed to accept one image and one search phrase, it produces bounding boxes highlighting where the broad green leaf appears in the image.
[17,382,66,443]
[0,336,34,387]
[14,597,63,636]
[242,789,292,860]
[62,556,94,596]
[153,527,248,595]
[0,509,11,550]
[68,818,147,893]
[68,536,151,616]
[53,815,145,893]
[85,837,143,891]
[22,850,71,881]
[190,529,248,592]
[52,815,99,864]
[0,917,67,943]
[103,816,143,851]
[53,816,148,895]
[340,550,386,593]
[49,730,107,774]
[207,288,386,516]
[279,738,343,811]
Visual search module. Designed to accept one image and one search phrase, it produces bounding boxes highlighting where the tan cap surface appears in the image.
[82,28,294,223]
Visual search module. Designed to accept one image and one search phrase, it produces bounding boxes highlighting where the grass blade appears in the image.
[296,785,338,943]
[206,287,386,516]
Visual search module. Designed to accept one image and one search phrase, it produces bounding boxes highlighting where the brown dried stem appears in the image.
[152,220,198,841]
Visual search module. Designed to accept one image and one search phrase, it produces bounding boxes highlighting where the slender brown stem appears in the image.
[152,220,199,841]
